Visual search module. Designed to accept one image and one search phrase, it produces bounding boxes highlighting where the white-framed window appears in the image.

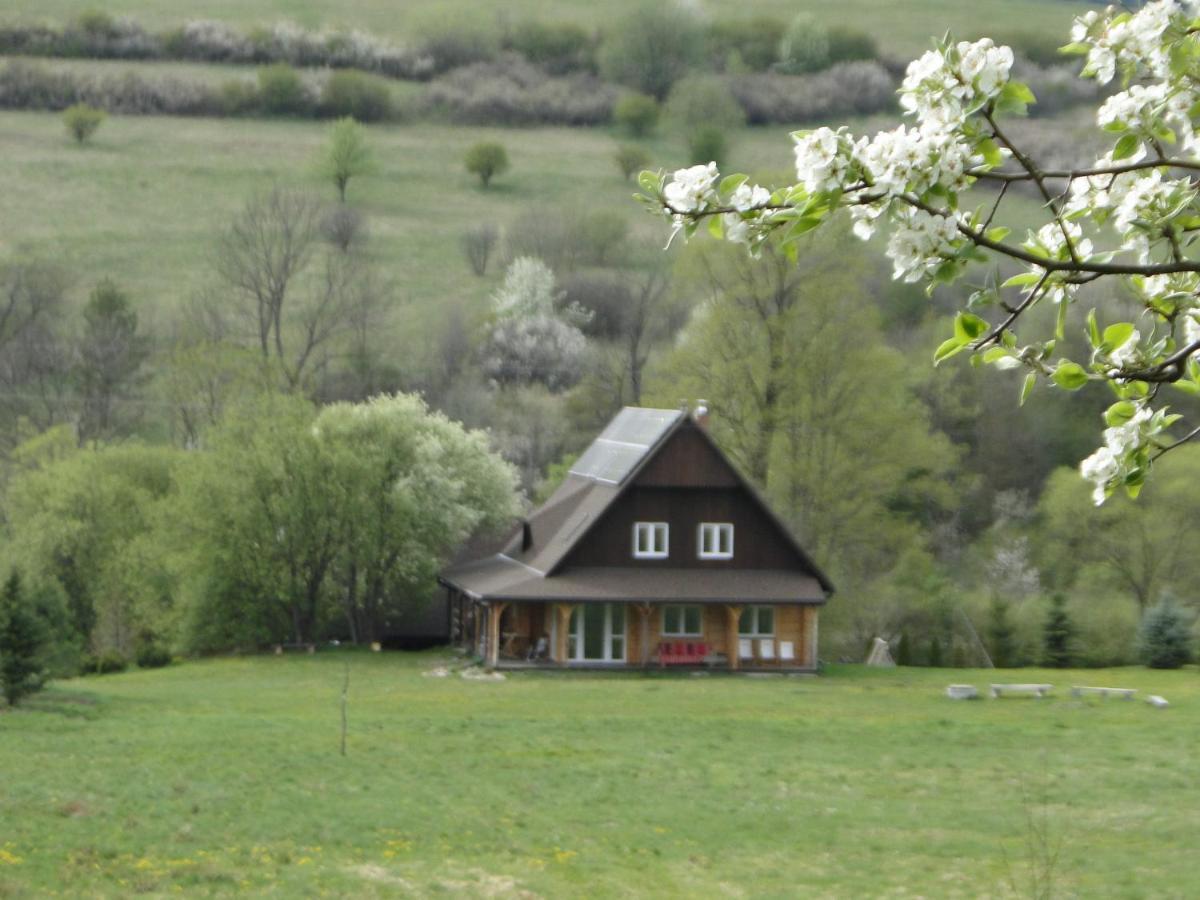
[698,523,734,560]
[662,604,703,637]
[739,605,775,637]
[633,522,669,559]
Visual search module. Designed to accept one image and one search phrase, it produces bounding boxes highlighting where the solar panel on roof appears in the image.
[569,407,682,484]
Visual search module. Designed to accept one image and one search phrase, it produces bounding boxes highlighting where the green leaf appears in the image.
[707,215,724,239]
[1019,373,1036,406]
[954,311,988,342]
[934,338,967,365]
[1052,362,1089,390]
[1086,308,1101,347]
[1104,401,1137,426]
[1058,41,1091,56]
[637,170,662,194]
[984,226,1011,243]
[1001,272,1041,288]
[1102,322,1135,349]
[719,174,748,196]
[1112,133,1140,161]
[977,137,1004,168]
[1055,296,1068,340]
[981,347,1008,363]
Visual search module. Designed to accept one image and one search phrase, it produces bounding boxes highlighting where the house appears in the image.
[438,405,834,670]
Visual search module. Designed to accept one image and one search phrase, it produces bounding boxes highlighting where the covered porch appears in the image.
[449,595,819,672]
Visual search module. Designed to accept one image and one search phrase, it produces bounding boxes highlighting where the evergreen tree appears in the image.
[1042,593,1075,668]
[987,596,1018,668]
[895,631,911,666]
[928,634,943,668]
[0,571,46,707]
[1137,595,1193,670]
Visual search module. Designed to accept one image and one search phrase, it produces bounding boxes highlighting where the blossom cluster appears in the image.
[900,38,1014,120]
[1079,405,1154,504]
[1071,1,1178,84]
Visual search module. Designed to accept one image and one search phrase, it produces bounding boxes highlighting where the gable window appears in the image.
[698,523,734,560]
[633,522,669,559]
[739,606,774,637]
[662,604,703,636]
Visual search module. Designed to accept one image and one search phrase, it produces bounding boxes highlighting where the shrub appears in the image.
[218,78,259,115]
[135,642,172,669]
[708,17,785,72]
[76,9,117,39]
[256,63,309,115]
[1041,593,1075,668]
[320,68,392,121]
[424,57,615,126]
[778,13,830,74]
[416,19,498,73]
[613,91,659,136]
[462,223,499,276]
[825,26,878,65]
[505,206,630,270]
[613,143,650,181]
[665,75,745,131]
[599,4,704,99]
[506,20,595,74]
[62,102,105,143]
[728,62,896,124]
[163,19,251,62]
[321,205,368,253]
[464,141,509,188]
[82,650,128,675]
[687,125,728,167]
[575,211,628,266]
[1137,597,1193,669]
[0,572,46,708]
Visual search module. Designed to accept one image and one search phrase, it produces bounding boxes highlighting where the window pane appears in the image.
[611,603,625,631]
[664,606,679,633]
[759,607,774,634]
[720,526,732,554]
[738,609,751,634]
[654,524,667,553]
[701,525,713,554]
[636,525,647,554]
[685,606,701,635]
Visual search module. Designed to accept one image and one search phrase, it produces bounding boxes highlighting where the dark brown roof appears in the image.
[440,554,827,604]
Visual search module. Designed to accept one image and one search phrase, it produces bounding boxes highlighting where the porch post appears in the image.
[636,602,652,668]
[554,604,575,663]
[806,607,819,669]
[487,601,508,669]
[725,604,743,671]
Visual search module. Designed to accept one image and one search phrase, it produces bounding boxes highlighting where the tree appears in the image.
[599,4,704,99]
[461,223,499,276]
[614,144,651,182]
[1042,593,1075,668]
[0,571,45,707]
[1137,595,1192,669]
[987,596,1018,667]
[642,7,1200,501]
[215,187,384,392]
[62,103,105,145]
[464,142,509,189]
[75,279,150,445]
[613,93,659,138]
[316,117,375,203]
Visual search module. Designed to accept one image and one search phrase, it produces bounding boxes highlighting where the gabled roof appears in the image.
[441,406,835,600]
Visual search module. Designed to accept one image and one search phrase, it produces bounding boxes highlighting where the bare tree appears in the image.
[215,187,383,393]
[461,223,499,276]
[75,279,150,446]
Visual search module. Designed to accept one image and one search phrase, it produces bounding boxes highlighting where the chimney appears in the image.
[694,399,710,430]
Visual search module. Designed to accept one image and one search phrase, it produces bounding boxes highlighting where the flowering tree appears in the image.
[641,2,1200,505]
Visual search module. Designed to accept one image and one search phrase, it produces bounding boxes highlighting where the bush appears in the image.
[1041,593,1075,668]
[599,4,704,99]
[613,91,659,136]
[256,63,310,116]
[505,207,630,270]
[1137,597,1193,669]
[424,56,616,126]
[81,650,128,675]
[778,13,830,74]
[320,69,392,121]
[687,125,728,167]
[461,222,499,276]
[506,20,596,74]
[321,205,368,253]
[708,17,785,72]
[613,143,650,181]
[665,75,745,131]
[728,62,896,124]
[825,26,879,66]
[218,78,259,115]
[62,102,105,143]
[417,19,498,73]
[135,642,172,669]
[465,141,509,188]
[0,60,223,117]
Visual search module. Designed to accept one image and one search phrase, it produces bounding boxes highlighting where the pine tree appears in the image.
[1138,595,1193,670]
[0,571,45,708]
[987,596,1018,668]
[928,634,943,668]
[896,631,912,666]
[1042,593,1075,668]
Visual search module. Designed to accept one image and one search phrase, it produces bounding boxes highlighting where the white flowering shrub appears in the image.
[480,258,590,390]
[641,3,1200,505]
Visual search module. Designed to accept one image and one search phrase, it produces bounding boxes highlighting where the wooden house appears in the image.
[438,405,834,670]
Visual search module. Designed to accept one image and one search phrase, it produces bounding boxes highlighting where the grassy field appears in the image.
[10,0,1084,60]
[0,653,1196,897]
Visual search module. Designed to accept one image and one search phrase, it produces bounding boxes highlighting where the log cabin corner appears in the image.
[438,404,834,671]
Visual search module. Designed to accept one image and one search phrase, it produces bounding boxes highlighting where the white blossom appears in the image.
[664,163,719,214]
[886,208,961,282]
[1080,445,1121,504]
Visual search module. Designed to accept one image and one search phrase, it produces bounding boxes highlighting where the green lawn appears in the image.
[0,653,1196,897]
[11,0,1082,60]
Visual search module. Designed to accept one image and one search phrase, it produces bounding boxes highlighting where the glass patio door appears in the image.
[568,603,626,662]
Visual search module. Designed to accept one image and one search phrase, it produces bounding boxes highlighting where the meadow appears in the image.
[8,0,1079,60]
[1,653,1197,898]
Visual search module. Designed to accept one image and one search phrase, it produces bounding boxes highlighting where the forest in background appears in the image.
[4,1,1198,674]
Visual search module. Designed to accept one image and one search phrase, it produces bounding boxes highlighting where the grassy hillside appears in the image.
[0,654,1195,897]
[12,0,1085,59]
